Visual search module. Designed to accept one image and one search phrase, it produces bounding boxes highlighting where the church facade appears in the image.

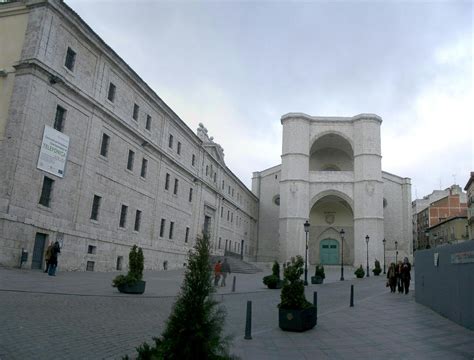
[252,113,412,269]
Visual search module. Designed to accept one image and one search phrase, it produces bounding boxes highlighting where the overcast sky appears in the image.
[67,0,473,199]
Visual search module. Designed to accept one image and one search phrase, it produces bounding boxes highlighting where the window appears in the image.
[185,227,190,243]
[127,150,135,171]
[189,188,193,202]
[206,166,209,176]
[100,133,110,157]
[116,256,123,270]
[53,105,66,132]
[119,205,128,228]
[160,219,166,237]
[231,213,233,223]
[86,261,95,271]
[134,210,142,232]
[192,154,196,166]
[165,173,170,190]
[213,173,217,182]
[39,176,54,207]
[107,82,116,102]
[146,115,151,130]
[232,188,234,197]
[141,158,148,178]
[90,195,101,220]
[222,180,224,189]
[87,245,97,254]
[227,210,230,221]
[218,237,221,249]
[177,142,181,155]
[168,134,173,148]
[221,207,223,218]
[173,178,179,195]
[64,47,76,71]
[133,103,139,120]
[169,221,174,239]
[228,186,230,194]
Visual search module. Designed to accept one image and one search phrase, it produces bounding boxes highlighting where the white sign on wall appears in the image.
[37,125,69,178]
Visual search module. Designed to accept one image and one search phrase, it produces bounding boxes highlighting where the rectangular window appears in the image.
[206,166,209,176]
[90,195,101,221]
[134,210,142,232]
[64,47,76,71]
[146,114,152,130]
[116,256,123,270]
[53,105,66,132]
[168,134,173,148]
[231,213,233,223]
[86,261,95,271]
[177,141,181,155]
[213,173,217,182]
[221,207,223,218]
[227,210,230,221]
[192,154,196,166]
[228,186,230,194]
[189,188,193,202]
[173,178,179,195]
[141,158,148,178]
[127,150,135,171]
[232,188,234,197]
[100,133,110,157]
[160,218,166,237]
[185,227,190,243]
[133,103,139,120]
[107,82,116,102]
[87,245,97,254]
[165,173,170,190]
[218,237,221,249]
[119,205,128,228]
[222,180,224,189]
[169,221,174,239]
[39,176,54,207]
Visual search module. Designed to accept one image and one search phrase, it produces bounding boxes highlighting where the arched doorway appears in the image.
[320,239,339,265]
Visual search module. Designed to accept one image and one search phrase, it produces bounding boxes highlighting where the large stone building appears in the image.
[0,0,258,271]
[252,113,413,269]
[465,172,474,241]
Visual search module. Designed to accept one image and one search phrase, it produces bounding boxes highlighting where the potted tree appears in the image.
[372,259,382,276]
[278,256,316,332]
[354,265,365,278]
[311,264,325,284]
[112,245,146,294]
[263,261,284,289]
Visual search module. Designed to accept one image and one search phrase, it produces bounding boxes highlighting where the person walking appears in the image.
[44,242,53,273]
[395,260,403,293]
[387,263,397,293]
[220,258,231,287]
[401,257,412,294]
[48,241,61,276]
[213,260,222,286]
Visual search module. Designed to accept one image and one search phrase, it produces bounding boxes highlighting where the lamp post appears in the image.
[340,229,345,281]
[395,240,398,264]
[433,233,438,248]
[365,235,370,277]
[382,238,386,274]
[304,220,310,286]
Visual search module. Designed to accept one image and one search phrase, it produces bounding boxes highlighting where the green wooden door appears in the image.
[320,239,339,265]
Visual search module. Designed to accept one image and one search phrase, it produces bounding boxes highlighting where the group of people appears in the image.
[44,241,61,276]
[386,257,411,294]
[213,258,231,287]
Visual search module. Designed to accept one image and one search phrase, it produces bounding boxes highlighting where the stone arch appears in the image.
[310,189,354,212]
[309,131,354,171]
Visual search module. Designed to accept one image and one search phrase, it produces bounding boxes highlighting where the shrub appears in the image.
[133,233,232,359]
[354,265,365,278]
[263,274,280,288]
[272,260,280,278]
[372,259,382,275]
[314,265,325,279]
[112,245,144,287]
[279,256,312,310]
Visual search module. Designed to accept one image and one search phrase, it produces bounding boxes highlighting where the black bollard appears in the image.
[244,300,252,340]
[350,284,354,307]
[232,275,236,292]
[313,291,318,320]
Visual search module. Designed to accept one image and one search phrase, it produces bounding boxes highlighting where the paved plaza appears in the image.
[0,265,473,359]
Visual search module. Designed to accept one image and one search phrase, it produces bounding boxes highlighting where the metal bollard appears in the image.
[244,300,252,340]
[232,275,236,292]
[350,284,354,307]
[313,291,318,319]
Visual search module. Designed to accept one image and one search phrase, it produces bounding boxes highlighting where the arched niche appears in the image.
[309,133,354,171]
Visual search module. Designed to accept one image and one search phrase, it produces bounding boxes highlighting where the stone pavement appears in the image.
[0,265,473,359]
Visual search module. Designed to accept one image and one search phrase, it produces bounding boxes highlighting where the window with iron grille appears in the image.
[134,210,142,232]
[53,105,66,132]
[90,195,101,220]
[141,158,148,178]
[107,82,116,102]
[86,261,95,271]
[159,218,165,237]
[100,133,110,157]
[64,47,76,71]
[39,176,54,207]
[169,221,174,239]
[133,103,139,120]
[127,150,135,171]
[119,205,128,228]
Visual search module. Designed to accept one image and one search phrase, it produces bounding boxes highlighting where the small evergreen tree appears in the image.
[134,234,232,359]
[112,245,144,287]
[279,256,312,309]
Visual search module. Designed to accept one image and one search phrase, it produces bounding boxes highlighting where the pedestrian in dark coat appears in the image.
[401,257,412,294]
[44,242,53,273]
[48,241,61,276]
[387,263,397,293]
[220,258,231,287]
[395,261,403,293]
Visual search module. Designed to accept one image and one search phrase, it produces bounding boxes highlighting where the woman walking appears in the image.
[387,263,397,293]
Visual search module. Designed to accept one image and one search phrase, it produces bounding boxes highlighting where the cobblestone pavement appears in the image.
[0,266,473,359]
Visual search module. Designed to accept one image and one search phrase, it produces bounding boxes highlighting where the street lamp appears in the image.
[395,240,398,264]
[304,220,310,286]
[365,235,370,277]
[382,238,386,274]
[340,229,345,281]
[433,233,438,248]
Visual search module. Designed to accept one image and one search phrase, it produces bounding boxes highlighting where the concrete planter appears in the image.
[311,276,324,284]
[279,306,317,332]
[117,280,146,294]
